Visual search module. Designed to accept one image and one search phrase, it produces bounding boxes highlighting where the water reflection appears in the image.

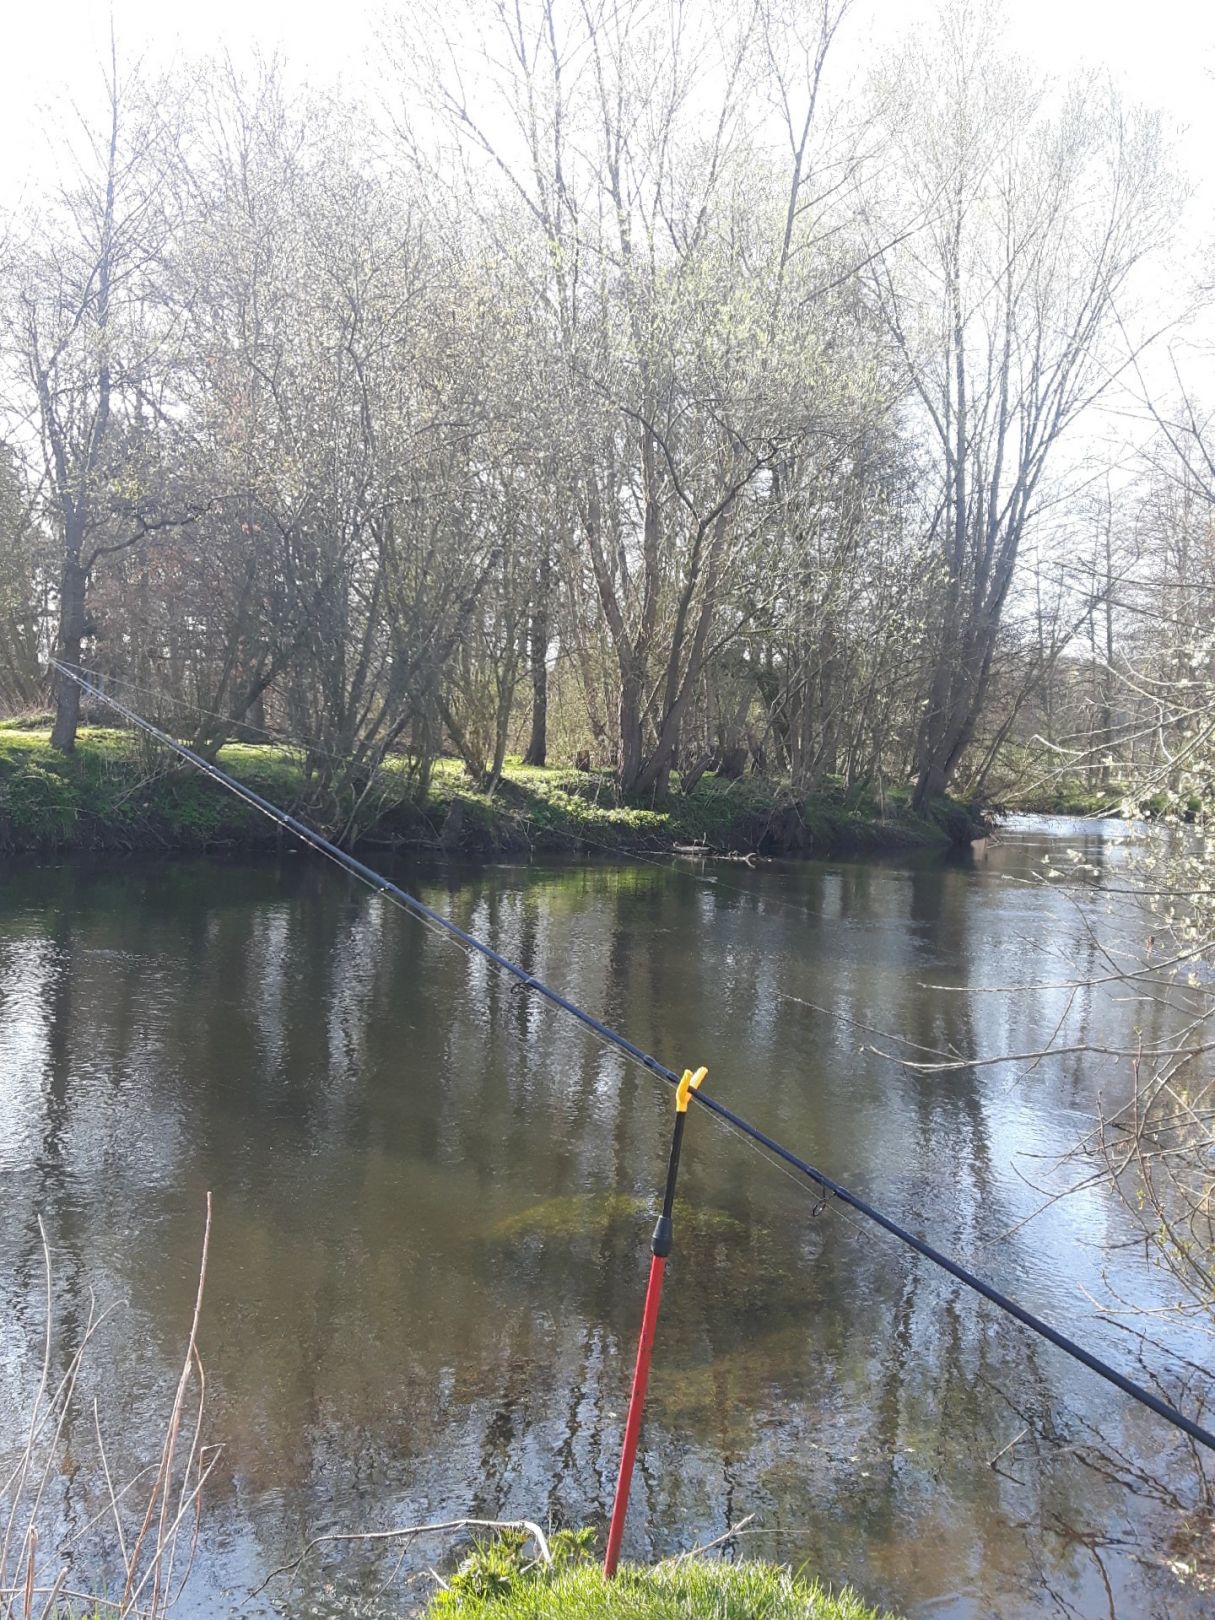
[0,827,1203,1617]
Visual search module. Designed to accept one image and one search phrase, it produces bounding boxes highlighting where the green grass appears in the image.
[0,725,986,858]
[422,1559,895,1619]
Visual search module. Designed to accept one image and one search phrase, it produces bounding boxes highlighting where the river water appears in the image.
[0,819,1209,1618]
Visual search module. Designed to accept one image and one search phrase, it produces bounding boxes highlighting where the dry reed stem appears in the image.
[0,1196,217,1620]
[123,1191,213,1619]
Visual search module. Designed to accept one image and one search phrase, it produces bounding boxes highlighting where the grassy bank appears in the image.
[417,1530,897,1619]
[1002,777,1207,820]
[0,722,986,859]
[422,1562,894,1619]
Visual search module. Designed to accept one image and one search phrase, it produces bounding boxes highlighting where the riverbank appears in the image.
[0,724,987,859]
[421,1560,897,1617]
[999,777,1206,820]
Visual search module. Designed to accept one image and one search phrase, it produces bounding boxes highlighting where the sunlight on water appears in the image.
[0,826,1204,1618]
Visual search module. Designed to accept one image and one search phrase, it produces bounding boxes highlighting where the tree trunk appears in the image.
[617,663,645,795]
[522,548,550,767]
[912,613,1000,808]
[50,551,87,753]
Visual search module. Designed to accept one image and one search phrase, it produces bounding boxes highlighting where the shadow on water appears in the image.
[0,825,1202,1617]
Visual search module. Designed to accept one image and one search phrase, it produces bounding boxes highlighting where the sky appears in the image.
[2,0,1212,205]
[1,0,1211,397]
[2,0,1212,165]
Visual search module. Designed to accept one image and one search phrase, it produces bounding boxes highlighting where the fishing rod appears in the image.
[604,1063,707,1578]
[49,659,1215,1475]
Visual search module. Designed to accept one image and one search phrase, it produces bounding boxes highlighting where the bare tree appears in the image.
[6,41,186,751]
[865,3,1176,807]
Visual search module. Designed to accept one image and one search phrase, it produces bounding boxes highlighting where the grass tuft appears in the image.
[423,1558,896,1619]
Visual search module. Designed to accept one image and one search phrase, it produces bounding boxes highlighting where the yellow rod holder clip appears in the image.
[675,1065,708,1113]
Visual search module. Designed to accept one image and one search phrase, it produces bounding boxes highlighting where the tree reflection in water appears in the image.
[0,825,1202,1617]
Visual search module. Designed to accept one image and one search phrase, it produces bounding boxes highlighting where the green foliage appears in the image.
[0,726,263,851]
[422,1534,896,1619]
[0,711,57,731]
[0,758,76,839]
[431,1529,598,1613]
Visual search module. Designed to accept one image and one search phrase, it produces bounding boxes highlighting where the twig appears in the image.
[660,1515,756,1564]
[988,1428,1029,1469]
[252,1516,552,1597]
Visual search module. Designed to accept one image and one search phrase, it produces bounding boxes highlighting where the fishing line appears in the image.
[48,659,1215,1457]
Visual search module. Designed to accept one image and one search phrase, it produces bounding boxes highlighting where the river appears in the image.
[0,818,1207,1618]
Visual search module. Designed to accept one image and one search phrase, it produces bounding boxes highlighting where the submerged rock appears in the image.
[487,1190,747,1248]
